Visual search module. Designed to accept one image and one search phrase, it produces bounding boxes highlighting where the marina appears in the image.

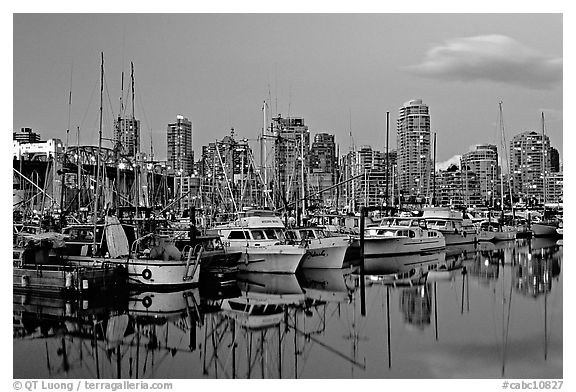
[12,13,563,381]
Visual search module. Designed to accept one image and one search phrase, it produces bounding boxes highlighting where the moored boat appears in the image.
[215,210,306,273]
[362,216,446,257]
[285,226,351,269]
[422,207,478,245]
[478,221,517,242]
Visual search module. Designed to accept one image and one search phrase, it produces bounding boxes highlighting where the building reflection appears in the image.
[400,284,431,328]
[513,243,561,298]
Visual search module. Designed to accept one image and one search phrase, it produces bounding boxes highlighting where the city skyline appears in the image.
[13,14,562,168]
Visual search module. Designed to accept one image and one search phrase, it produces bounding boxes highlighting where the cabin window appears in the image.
[228,230,246,240]
[251,230,265,240]
[316,230,326,239]
[264,229,278,240]
[229,302,248,312]
[408,230,416,238]
[286,231,298,241]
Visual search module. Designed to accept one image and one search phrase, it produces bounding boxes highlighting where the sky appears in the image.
[12,13,563,168]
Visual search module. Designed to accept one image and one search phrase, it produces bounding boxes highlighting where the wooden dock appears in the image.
[13,262,127,297]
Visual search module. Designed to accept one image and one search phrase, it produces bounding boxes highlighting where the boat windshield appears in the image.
[264,229,278,240]
[299,229,316,240]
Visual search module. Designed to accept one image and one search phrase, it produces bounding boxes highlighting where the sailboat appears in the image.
[478,102,517,242]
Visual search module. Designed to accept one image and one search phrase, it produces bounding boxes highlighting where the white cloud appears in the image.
[436,154,461,171]
[406,35,562,90]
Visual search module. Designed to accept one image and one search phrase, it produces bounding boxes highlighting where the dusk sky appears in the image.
[13,13,563,168]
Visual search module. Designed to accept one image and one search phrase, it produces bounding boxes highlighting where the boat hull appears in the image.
[64,256,200,288]
[439,231,478,245]
[532,223,559,237]
[230,245,305,273]
[300,238,350,269]
[363,236,446,257]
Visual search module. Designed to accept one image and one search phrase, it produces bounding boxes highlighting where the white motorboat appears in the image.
[477,221,517,242]
[285,227,351,269]
[362,216,446,257]
[215,210,306,274]
[422,207,478,245]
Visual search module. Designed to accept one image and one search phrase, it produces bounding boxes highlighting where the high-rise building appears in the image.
[13,127,41,144]
[114,117,140,157]
[461,144,499,206]
[397,99,431,202]
[549,146,560,173]
[272,115,310,207]
[167,115,194,175]
[309,133,337,206]
[510,131,551,204]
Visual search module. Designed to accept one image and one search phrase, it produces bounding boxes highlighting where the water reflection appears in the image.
[14,237,562,379]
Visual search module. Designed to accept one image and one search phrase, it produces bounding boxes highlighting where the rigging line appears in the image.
[79,71,100,132]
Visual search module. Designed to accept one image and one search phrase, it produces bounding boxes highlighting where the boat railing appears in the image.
[130,233,155,256]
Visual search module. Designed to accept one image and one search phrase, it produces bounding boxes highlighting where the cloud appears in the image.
[436,154,461,171]
[406,35,562,90]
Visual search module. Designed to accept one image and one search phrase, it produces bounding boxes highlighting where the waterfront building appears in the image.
[509,131,551,204]
[397,99,432,202]
[13,127,41,144]
[545,172,563,204]
[13,138,64,160]
[200,129,259,211]
[460,144,499,206]
[341,145,390,210]
[309,133,338,207]
[174,175,201,213]
[114,116,141,157]
[272,115,310,208]
[435,165,482,208]
[167,115,194,175]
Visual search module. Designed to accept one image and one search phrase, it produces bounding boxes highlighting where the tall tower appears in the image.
[167,115,194,174]
[397,99,431,200]
[510,130,551,204]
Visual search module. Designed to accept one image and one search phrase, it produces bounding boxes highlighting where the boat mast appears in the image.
[300,132,306,220]
[93,52,104,251]
[433,132,437,206]
[541,112,547,206]
[385,111,389,207]
[261,101,268,207]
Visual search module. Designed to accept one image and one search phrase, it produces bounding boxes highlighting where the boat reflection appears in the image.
[297,268,355,304]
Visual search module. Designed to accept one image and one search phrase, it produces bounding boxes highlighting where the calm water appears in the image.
[13,237,562,379]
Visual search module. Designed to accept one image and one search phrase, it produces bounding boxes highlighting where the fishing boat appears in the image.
[478,220,517,241]
[285,226,351,269]
[362,216,446,257]
[421,207,478,245]
[62,216,202,288]
[215,210,306,274]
